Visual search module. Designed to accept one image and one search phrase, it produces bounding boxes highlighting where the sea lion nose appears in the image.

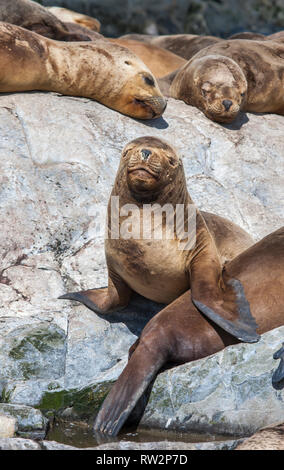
[222,99,233,111]
[141,149,152,161]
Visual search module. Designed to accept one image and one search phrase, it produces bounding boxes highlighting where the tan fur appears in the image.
[171,39,284,122]
[235,424,284,450]
[0,22,166,119]
[109,38,186,78]
[47,6,101,32]
[0,0,91,41]
[120,33,222,61]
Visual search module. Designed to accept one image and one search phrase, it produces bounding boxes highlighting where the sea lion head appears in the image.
[171,55,247,123]
[118,136,183,202]
[104,45,167,119]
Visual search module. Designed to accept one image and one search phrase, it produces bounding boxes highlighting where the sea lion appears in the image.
[0,23,166,120]
[93,226,284,435]
[120,33,222,61]
[170,39,284,123]
[235,423,284,450]
[0,0,90,41]
[47,6,101,32]
[108,38,186,78]
[267,31,284,42]
[229,32,266,40]
[60,136,258,344]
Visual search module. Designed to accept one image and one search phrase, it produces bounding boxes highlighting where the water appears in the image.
[47,420,236,449]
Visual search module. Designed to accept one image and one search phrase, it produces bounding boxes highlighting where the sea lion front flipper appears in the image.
[272,343,284,390]
[191,266,260,343]
[59,273,132,314]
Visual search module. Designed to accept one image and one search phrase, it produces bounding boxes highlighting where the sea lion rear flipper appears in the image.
[93,339,165,436]
[272,343,284,390]
[191,276,260,343]
[59,287,108,314]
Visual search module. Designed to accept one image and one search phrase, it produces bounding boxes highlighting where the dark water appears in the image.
[47,420,235,449]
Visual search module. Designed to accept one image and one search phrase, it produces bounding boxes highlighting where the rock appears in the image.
[0,415,17,438]
[0,404,48,439]
[0,91,283,435]
[0,437,41,450]
[139,327,284,436]
[40,0,284,37]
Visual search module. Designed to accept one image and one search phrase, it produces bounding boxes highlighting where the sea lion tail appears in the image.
[93,339,165,436]
[272,343,284,390]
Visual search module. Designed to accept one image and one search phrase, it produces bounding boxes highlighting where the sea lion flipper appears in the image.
[191,277,260,343]
[272,343,284,389]
[93,339,164,436]
[59,287,108,314]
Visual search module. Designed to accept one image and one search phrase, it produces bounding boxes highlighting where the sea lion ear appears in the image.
[191,269,260,343]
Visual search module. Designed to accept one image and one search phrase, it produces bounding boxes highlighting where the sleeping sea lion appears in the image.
[120,33,222,61]
[170,39,284,123]
[93,226,284,435]
[46,6,101,32]
[0,23,166,119]
[108,38,186,78]
[0,0,91,41]
[60,136,258,344]
[228,32,266,40]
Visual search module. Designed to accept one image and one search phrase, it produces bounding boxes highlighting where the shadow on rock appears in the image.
[221,112,249,131]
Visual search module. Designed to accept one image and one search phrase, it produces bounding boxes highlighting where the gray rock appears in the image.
[0,404,48,439]
[40,0,284,37]
[0,91,283,436]
[139,327,284,436]
[0,437,41,450]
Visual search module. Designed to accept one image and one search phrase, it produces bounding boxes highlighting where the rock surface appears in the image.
[0,415,17,438]
[0,91,283,442]
[0,404,48,439]
[40,0,284,37]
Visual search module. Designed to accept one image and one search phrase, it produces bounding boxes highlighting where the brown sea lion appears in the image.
[267,31,284,42]
[120,33,222,61]
[93,227,284,435]
[170,39,284,123]
[0,0,90,41]
[47,6,101,32]
[108,38,186,78]
[235,423,284,450]
[0,23,166,120]
[60,136,258,344]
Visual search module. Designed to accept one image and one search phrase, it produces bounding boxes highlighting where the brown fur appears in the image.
[108,38,186,78]
[170,39,284,123]
[46,6,101,32]
[0,22,166,119]
[229,32,266,40]
[60,136,257,344]
[94,227,284,436]
[120,33,222,61]
[0,0,92,41]
[235,423,284,450]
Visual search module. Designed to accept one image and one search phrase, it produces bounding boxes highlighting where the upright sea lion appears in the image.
[60,136,258,344]
[170,39,284,123]
[0,0,90,41]
[0,23,166,119]
[120,33,222,61]
[108,38,186,78]
[47,6,101,32]
[93,227,284,435]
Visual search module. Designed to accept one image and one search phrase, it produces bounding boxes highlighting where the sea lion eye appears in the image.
[241,92,245,97]
[169,157,176,166]
[143,75,155,87]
